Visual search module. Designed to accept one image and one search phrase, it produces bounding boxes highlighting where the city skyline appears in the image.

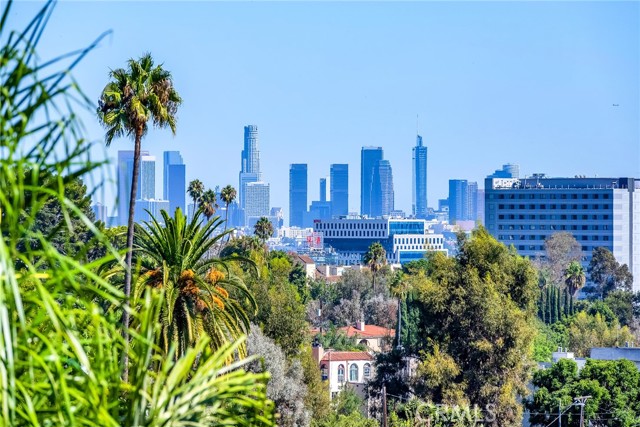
[17,2,638,222]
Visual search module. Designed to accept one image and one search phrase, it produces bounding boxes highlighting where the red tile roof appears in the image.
[340,324,396,338]
[320,351,374,362]
[296,254,315,265]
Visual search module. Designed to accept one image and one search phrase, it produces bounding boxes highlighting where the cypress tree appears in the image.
[549,286,558,323]
[546,286,553,324]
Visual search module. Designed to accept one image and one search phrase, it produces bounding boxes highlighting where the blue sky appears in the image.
[7,1,639,222]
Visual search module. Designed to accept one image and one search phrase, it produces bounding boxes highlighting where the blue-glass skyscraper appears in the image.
[371,160,394,217]
[319,178,327,202]
[239,125,261,209]
[361,147,383,216]
[163,151,185,215]
[412,135,428,218]
[330,164,349,217]
[289,164,307,227]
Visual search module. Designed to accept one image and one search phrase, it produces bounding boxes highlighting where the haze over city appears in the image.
[8,1,639,222]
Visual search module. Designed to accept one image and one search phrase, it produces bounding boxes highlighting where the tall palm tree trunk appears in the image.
[372,272,376,294]
[224,201,231,241]
[122,130,142,382]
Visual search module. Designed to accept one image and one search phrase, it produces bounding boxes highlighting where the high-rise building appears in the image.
[484,176,640,292]
[245,181,270,223]
[476,189,486,226]
[239,172,259,209]
[163,151,186,215]
[371,160,394,217]
[467,181,478,222]
[330,164,349,217]
[289,164,308,227]
[361,147,383,216]
[488,164,520,179]
[118,150,150,226]
[412,135,428,218]
[320,178,327,203]
[139,155,156,200]
[239,125,261,209]
[241,125,260,177]
[448,179,478,224]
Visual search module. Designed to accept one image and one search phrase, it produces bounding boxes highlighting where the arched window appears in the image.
[337,364,345,382]
[364,363,371,379]
[349,364,359,382]
[320,364,328,381]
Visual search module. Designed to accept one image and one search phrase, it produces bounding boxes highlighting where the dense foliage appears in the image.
[0,3,274,425]
[527,358,640,426]
[390,228,540,426]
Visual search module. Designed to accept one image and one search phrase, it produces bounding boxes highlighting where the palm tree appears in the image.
[133,208,256,358]
[97,53,181,380]
[254,217,274,244]
[2,3,273,424]
[565,261,586,297]
[364,242,386,293]
[187,179,205,216]
[220,185,237,235]
[200,188,218,221]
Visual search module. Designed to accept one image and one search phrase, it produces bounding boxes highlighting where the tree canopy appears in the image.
[396,228,539,426]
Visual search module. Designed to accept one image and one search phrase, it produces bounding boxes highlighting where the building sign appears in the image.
[306,232,323,249]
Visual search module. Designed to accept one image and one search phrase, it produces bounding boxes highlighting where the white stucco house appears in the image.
[312,343,375,400]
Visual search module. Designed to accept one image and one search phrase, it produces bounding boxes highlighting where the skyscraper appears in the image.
[245,181,270,223]
[448,179,478,224]
[466,181,478,221]
[330,164,349,217]
[448,180,466,224]
[118,150,150,226]
[241,125,260,176]
[371,160,394,217]
[163,151,186,215]
[319,178,327,203]
[289,164,307,227]
[239,125,261,209]
[412,134,428,218]
[139,155,156,200]
[361,147,383,216]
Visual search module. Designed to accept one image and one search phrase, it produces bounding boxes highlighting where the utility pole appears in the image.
[382,385,388,427]
[574,396,591,427]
